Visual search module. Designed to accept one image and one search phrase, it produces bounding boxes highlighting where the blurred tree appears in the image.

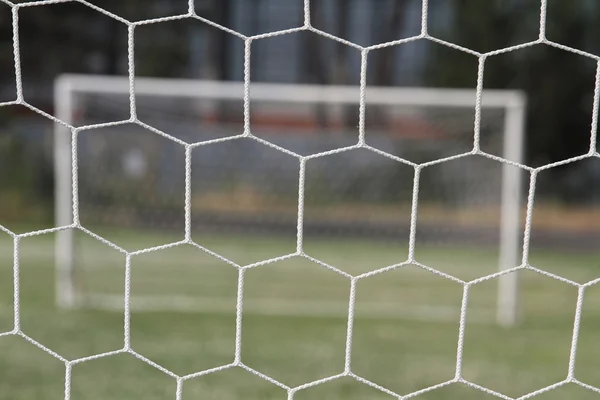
[425,0,600,169]
[0,109,53,224]
[304,0,328,128]
[304,0,327,85]
[331,0,350,85]
[370,0,409,87]
[0,7,13,99]
[0,0,236,105]
[0,114,29,194]
[203,0,233,80]
[0,0,193,225]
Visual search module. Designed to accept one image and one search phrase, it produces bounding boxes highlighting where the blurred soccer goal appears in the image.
[53,74,526,326]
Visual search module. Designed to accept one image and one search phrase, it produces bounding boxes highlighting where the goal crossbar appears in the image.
[56,73,526,108]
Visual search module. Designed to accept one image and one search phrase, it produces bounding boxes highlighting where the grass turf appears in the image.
[0,228,600,399]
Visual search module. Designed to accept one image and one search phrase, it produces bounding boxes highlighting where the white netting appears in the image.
[1,0,599,399]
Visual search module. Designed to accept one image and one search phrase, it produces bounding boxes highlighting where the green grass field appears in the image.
[1,227,600,399]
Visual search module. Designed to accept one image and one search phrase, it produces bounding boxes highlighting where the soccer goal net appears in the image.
[54,74,526,326]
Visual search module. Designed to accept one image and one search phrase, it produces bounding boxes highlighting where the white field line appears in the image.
[83,293,494,323]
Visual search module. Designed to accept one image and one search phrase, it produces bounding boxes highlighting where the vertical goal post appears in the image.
[53,73,526,326]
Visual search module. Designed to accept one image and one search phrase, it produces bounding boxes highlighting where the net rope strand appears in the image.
[2,0,600,398]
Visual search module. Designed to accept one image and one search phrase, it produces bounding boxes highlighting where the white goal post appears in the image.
[53,74,526,326]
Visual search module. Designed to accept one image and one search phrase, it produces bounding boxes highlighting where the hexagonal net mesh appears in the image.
[1,0,599,399]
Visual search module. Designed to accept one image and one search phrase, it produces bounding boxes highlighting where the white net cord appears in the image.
[0,0,599,399]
